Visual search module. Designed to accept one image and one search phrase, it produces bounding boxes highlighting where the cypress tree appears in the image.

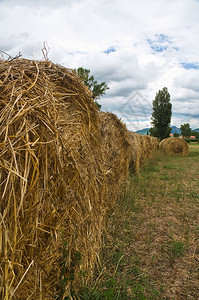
[151,87,172,140]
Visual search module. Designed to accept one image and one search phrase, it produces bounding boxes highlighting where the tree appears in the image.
[173,133,180,137]
[149,126,171,138]
[151,87,172,140]
[74,67,109,110]
[149,127,158,137]
[180,123,191,138]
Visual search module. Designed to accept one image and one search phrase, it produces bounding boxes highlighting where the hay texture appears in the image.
[100,112,132,208]
[141,135,159,161]
[159,137,189,156]
[0,58,107,299]
[128,132,141,174]
[128,133,158,173]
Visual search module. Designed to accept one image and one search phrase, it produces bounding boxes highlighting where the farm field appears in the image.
[78,143,199,299]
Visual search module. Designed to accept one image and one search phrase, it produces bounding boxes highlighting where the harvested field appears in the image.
[98,144,199,299]
[159,137,189,156]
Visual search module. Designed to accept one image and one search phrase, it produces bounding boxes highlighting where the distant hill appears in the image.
[170,126,181,134]
[135,126,199,135]
[135,126,181,135]
[135,128,150,135]
[171,126,199,134]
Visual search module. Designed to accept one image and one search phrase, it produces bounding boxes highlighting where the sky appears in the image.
[1,0,199,131]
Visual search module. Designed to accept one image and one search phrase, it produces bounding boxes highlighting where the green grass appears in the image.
[189,151,199,157]
[75,144,199,299]
[168,239,186,259]
[163,163,176,169]
[144,165,160,172]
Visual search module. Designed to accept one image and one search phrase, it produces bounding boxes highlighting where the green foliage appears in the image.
[151,87,172,141]
[184,138,191,143]
[74,67,109,110]
[180,123,191,138]
[191,131,199,138]
[173,133,180,137]
[149,126,171,139]
[149,127,158,137]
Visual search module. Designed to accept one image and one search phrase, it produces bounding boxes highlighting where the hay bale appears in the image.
[100,112,132,207]
[128,132,141,174]
[141,135,159,161]
[128,133,158,173]
[0,58,106,298]
[159,137,189,156]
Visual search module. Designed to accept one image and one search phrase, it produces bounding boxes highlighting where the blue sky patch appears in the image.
[155,33,169,43]
[147,34,170,53]
[150,45,168,52]
[104,47,116,54]
[181,62,199,70]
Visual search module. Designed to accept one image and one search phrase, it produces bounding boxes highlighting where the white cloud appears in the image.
[0,0,199,130]
[174,69,199,92]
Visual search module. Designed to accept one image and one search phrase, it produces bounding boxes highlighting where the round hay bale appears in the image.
[159,137,189,156]
[151,136,159,150]
[141,135,159,160]
[0,58,106,298]
[100,112,131,208]
[128,133,158,173]
[128,132,141,174]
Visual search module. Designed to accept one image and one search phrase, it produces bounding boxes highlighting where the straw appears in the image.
[128,132,158,173]
[100,112,132,209]
[0,58,106,298]
[159,137,189,156]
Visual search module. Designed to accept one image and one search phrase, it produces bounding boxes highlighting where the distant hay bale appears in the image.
[128,133,158,173]
[141,135,159,161]
[100,112,132,208]
[159,137,189,156]
[128,132,141,174]
[0,58,107,298]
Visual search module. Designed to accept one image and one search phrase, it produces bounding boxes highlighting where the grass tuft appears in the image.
[168,239,186,259]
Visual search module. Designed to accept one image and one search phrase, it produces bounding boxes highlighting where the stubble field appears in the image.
[78,143,199,299]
